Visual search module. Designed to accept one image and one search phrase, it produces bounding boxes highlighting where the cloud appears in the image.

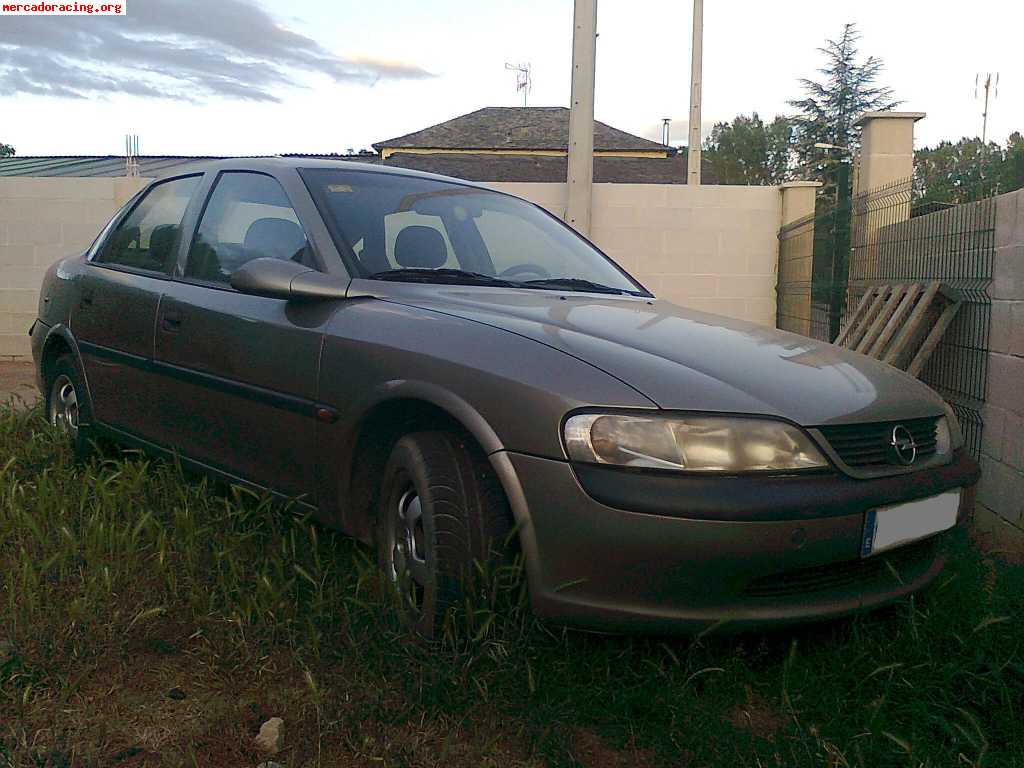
[0,0,434,102]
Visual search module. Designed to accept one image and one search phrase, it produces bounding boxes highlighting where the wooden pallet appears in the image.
[835,281,961,376]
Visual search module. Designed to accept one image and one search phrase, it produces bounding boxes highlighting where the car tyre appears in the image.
[45,353,97,460]
[376,430,513,638]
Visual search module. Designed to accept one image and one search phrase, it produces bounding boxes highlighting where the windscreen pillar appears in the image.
[565,0,598,236]
[854,111,925,197]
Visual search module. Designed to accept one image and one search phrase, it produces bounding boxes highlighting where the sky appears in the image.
[1,0,1021,157]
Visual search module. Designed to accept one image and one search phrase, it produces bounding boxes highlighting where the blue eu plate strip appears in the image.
[861,509,878,558]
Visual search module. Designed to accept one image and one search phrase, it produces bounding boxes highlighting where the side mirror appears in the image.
[230,258,349,301]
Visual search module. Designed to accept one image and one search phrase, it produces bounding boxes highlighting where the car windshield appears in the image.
[300,168,648,295]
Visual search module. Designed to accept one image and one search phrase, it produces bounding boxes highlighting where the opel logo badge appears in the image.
[890,425,917,465]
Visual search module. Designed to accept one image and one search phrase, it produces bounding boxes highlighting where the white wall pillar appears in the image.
[777,181,823,336]
[854,111,925,196]
[780,181,820,227]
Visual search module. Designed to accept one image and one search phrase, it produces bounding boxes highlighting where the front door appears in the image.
[73,175,201,438]
[153,171,329,500]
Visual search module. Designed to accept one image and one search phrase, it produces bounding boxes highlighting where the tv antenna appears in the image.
[124,134,140,177]
[505,62,531,107]
[975,72,999,144]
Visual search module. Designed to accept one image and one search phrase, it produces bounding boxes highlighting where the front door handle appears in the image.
[81,291,95,308]
[161,313,182,333]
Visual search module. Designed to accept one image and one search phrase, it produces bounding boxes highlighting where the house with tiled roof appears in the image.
[373,106,712,184]
[374,106,672,158]
[0,107,712,185]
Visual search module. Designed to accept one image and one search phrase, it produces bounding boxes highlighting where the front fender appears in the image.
[350,378,505,455]
[331,380,545,589]
[313,298,654,548]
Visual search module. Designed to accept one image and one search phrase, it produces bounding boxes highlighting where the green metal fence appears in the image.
[777,177,997,455]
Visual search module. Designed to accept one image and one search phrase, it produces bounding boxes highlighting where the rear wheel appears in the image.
[375,430,513,638]
[45,354,97,460]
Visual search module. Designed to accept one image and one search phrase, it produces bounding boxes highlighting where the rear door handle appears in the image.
[161,313,182,332]
[81,291,94,307]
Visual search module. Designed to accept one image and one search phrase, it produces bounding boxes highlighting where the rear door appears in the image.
[74,174,202,437]
[153,170,328,498]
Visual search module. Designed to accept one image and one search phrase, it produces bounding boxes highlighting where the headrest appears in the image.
[148,224,177,264]
[243,217,306,261]
[393,225,447,269]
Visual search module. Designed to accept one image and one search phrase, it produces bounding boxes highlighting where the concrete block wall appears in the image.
[491,182,783,326]
[976,187,1024,549]
[0,177,147,359]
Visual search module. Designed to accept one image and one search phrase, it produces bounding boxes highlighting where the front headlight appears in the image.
[564,413,828,472]
[935,404,965,457]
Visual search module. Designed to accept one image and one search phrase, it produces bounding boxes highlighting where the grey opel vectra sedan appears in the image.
[31,158,979,635]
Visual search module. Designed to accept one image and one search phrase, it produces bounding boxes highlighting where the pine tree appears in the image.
[0,142,14,158]
[789,23,900,196]
[703,113,795,185]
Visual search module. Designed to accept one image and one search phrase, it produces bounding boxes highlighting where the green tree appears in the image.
[702,113,795,185]
[915,133,1024,204]
[789,23,900,196]
[1000,132,1024,193]
[0,142,14,158]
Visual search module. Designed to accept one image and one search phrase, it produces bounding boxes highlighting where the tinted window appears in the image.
[186,172,310,285]
[301,168,644,294]
[96,176,199,271]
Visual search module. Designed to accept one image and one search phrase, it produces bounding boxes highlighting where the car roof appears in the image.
[154,156,496,191]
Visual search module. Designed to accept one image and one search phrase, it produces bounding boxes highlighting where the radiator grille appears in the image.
[818,417,939,469]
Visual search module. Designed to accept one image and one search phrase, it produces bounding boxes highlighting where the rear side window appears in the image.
[185,172,310,285]
[96,176,199,272]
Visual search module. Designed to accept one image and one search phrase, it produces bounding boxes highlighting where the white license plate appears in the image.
[861,490,961,557]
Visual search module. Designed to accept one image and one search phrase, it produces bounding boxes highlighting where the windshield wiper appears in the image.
[370,269,638,295]
[520,277,633,295]
[369,268,517,287]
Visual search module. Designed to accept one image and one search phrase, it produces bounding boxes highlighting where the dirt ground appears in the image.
[0,361,38,406]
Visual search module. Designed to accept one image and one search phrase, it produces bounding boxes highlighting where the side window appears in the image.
[96,176,199,271]
[185,172,309,285]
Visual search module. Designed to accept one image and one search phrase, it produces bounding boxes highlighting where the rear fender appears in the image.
[39,324,94,416]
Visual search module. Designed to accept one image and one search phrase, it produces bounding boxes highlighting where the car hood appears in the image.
[358,282,946,427]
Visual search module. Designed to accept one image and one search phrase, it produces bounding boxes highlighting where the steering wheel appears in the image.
[499,263,551,280]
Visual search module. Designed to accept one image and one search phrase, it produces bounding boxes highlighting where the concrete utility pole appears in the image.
[687,0,703,186]
[565,0,598,236]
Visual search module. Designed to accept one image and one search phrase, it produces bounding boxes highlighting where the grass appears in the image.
[1,401,1023,767]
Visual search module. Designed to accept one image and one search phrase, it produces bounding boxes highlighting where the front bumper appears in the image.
[509,450,979,632]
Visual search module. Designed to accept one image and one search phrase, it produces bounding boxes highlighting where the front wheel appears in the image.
[375,431,513,638]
